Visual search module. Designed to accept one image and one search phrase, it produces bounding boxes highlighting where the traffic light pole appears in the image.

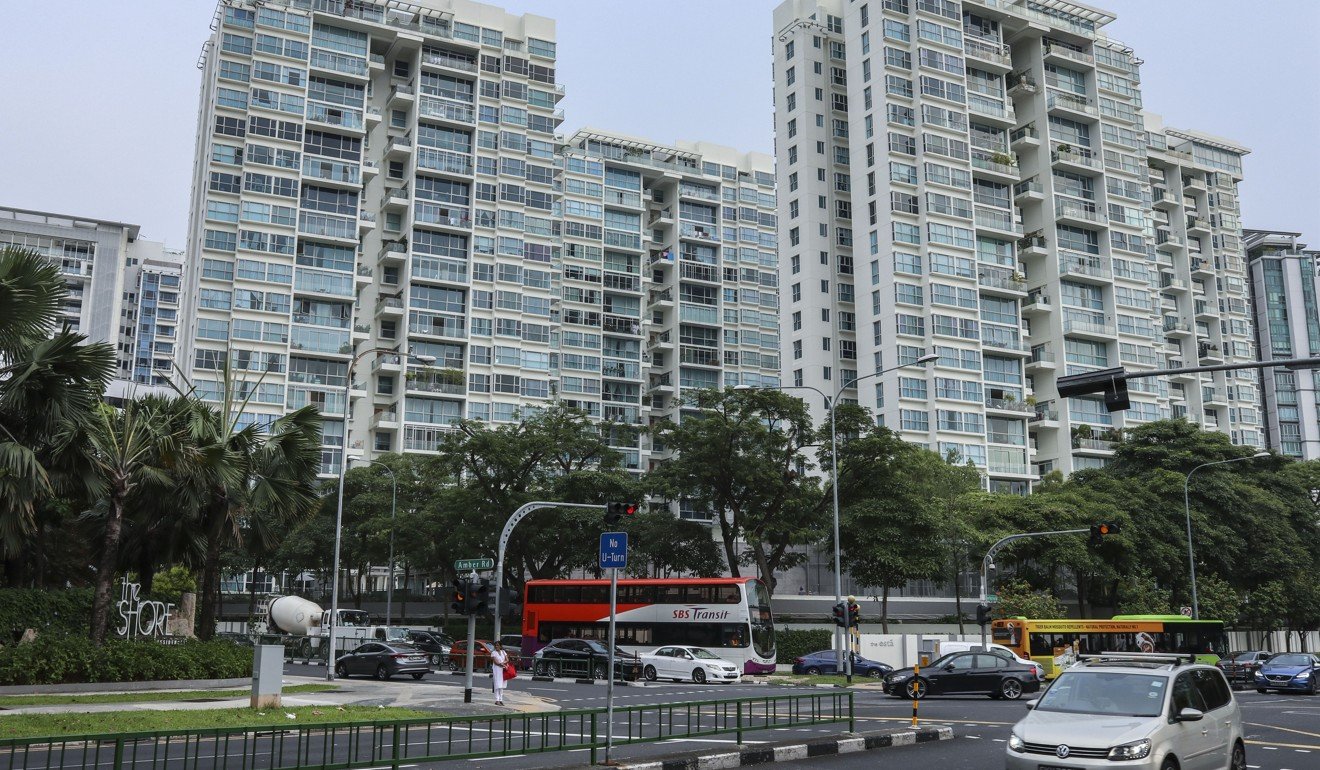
[978,528,1088,649]
[490,501,606,646]
[463,570,478,704]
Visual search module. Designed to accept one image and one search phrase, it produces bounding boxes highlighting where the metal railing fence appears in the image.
[0,691,853,770]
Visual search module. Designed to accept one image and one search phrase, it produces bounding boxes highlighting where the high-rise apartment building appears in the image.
[771,0,1258,487]
[0,206,183,387]
[1244,229,1320,460]
[181,0,778,479]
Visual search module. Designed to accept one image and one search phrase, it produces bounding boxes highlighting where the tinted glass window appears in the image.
[945,654,974,671]
[972,654,1000,669]
[1171,672,1207,713]
[1191,669,1231,711]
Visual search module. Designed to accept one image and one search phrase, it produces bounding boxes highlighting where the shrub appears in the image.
[776,628,834,664]
[0,589,93,642]
[0,636,253,685]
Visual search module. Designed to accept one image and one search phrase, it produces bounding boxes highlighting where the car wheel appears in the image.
[644,665,658,681]
[999,678,1023,700]
[904,678,927,700]
[693,669,707,684]
[1159,757,1179,770]
[334,663,348,678]
[547,662,560,678]
[805,666,822,675]
[866,668,883,679]
[1310,679,1318,696]
[534,661,546,676]
[376,664,391,681]
[593,664,607,680]
[1230,740,1246,770]
[1257,688,1268,694]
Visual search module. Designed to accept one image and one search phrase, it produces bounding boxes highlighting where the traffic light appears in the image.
[604,501,638,526]
[976,602,992,626]
[847,602,860,628]
[831,602,846,627]
[468,578,491,615]
[1056,366,1131,412]
[450,579,466,614]
[1089,522,1121,548]
[491,586,521,619]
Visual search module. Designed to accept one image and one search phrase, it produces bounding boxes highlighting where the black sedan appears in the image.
[1217,649,1270,688]
[406,629,454,666]
[335,642,431,680]
[883,651,1039,700]
[792,650,893,679]
[532,638,642,680]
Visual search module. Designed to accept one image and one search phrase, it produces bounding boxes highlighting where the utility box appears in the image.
[251,644,284,709]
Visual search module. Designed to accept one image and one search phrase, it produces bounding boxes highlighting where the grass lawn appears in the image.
[0,684,339,708]
[0,705,437,740]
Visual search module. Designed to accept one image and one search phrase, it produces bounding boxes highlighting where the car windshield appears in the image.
[1267,654,1311,667]
[691,648,721,660]
[1231,651,1261,662]
[1034,671,1168,717]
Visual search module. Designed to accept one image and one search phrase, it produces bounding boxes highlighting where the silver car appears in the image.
[1006,653,1244,770]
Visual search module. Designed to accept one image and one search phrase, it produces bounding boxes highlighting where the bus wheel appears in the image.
[643,665,658,681]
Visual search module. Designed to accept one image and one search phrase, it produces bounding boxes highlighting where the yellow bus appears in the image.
[991,615,1228,679]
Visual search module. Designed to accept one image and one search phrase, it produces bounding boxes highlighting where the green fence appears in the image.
[0,691,853,769]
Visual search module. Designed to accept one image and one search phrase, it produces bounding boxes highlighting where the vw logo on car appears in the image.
[1055,744,1070,759]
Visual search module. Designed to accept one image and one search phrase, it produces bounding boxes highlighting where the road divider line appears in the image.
[1244,722,1320,741]
[1246,740,1320,751]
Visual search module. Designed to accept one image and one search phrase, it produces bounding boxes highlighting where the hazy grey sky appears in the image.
[1,1,1315,247]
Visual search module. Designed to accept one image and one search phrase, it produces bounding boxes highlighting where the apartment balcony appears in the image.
[1163,318,1193,337]
[1160,275,1189,292]
[1151,187,1176,209]
[986,395,1035,414]
[384,186,410,208]
[1014,177,1045,203]
[1190,256,1214,277]
[1030,403,1060,426]
[1062,318,1117,340]
[375,295,404,318]
[365,106,382,126]
[352,323,371,341]
[603,315,643,336]
[1156,230,1184,252]
[1010,123,1041,149]
[1182,175,1207,191]
[1194,299,1216,321]
[1187,216,1211,237]
[358,209,376,232]
[381,240,407,263]
[1042,42,1094,66]
[649,248,677,268]
[420,50,478,75]
[678,223,719,243]
[388,84,416,105]
[1022,289,1052,315]
[679,261,719,284]
[372,411,399,430]
[964,37,1013,70]
[679,345,720,368]
[355,264,373,287]
[647,288,674,307]
[418,97,476,125]
[405,377,466,397]
[1051,144,1102,172]
[648,373,675,394]
[968,94,1016,127]
[361,160,379,179]
[384,135,414,159]
[1071,437,1117,454]
[974,205,1022,237]
[977,267,1027,296]
[1018,234,1048,258]
[971,153,1019,181]
[648,330,674,350]
[1202,388,1228,406]
[982,336,1032,356]
[1058,253,1112,283]
[1046,91,1098,119]
[1007,71,1038,99]
[1197,341,1223,362]
[1026,347,1056,371]
[1055,199,1104,227]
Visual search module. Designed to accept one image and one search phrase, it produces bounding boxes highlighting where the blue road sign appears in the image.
[599,532,628,570]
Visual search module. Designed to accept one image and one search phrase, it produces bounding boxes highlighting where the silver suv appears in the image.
[1006,652,1244,770]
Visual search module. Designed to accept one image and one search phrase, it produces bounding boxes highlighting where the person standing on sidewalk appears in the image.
[490,641,510,706]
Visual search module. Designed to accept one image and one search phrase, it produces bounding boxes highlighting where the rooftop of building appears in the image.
[0,205,141,241]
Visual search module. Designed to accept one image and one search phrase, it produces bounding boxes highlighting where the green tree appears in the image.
[1193,573,1241,626]
[624,510,725,578]
[1115,571,1172,615]
[0,247,114,561]
[647,388,825,593]
[1241,581,1287,650]
[993,578,1066,620]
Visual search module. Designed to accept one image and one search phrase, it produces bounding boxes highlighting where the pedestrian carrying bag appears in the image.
[503,662,517,679]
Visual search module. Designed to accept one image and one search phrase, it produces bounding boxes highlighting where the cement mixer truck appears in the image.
[258,595,408,660]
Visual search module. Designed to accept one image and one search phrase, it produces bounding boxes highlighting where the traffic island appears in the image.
[562,726,954,769]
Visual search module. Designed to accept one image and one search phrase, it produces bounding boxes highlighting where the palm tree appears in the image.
[82,399,181,643]
[0,246,114,559]
[168,366,323,639]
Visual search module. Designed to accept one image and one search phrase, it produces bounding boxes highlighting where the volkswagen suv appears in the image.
[1006,652,1244,770]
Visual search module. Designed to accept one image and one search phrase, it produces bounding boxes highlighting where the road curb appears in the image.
[592,727,953,769]
[0,678,253,696]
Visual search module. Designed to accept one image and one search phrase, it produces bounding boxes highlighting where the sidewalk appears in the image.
[0,675,553,718]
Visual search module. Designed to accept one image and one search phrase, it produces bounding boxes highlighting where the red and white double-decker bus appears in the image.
[521,577,777,674]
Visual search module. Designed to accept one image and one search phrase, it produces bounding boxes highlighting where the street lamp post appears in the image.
[348,457,398,627]
[327,348,434,681]
[1183,451,1268,619]
[746,352,938,682]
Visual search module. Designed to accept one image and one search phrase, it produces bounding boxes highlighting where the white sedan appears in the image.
[639,646,741,684]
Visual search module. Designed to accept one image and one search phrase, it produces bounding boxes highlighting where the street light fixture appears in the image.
[742,351,939,681]
[347,457,398,628]
[327,348,435,680]
[1183,451,1268,619]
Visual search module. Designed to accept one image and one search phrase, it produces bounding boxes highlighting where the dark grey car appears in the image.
[335,642,431,680]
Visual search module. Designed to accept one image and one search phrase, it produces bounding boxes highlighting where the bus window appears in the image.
[581,585,609,604]
[620,585,653,604]
[715,585,740,604]
[552,586,580,603]
[656,585,683,604]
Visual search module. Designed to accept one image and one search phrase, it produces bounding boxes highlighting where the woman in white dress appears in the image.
[490,641,510,706]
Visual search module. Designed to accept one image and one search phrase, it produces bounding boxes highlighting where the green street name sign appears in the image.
[454,558,494,571]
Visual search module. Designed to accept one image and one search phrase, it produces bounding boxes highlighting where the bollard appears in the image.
[911,662,920,727]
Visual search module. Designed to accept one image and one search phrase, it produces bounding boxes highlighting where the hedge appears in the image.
[0,589,93,642]
[0,636,253,686]
[776,628,833,664]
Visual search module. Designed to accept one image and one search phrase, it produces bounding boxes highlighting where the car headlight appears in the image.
[1296,670,1311,680]
[1255,671,1265,679]
[1107,739,1151,761]
[1007,732,1024,752]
